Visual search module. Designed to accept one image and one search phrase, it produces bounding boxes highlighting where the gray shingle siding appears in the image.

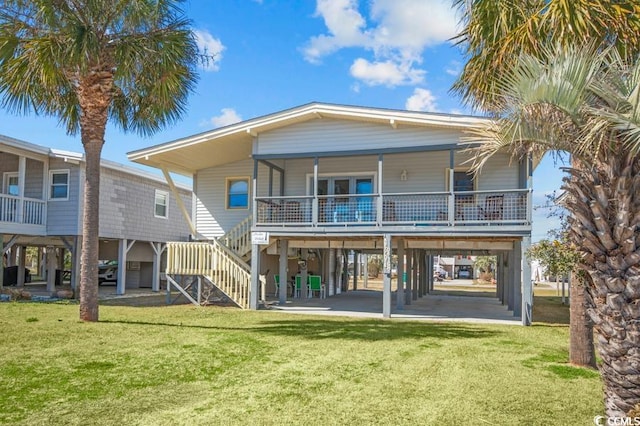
[46,159,81,235]
[98,166,191,242]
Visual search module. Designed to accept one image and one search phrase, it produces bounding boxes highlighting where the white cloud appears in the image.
[405,88,438,112]
[303,0,457,87]
[210,108,242,128]
[351,58,424,87]
[445,60,462,76]
[193,29,225,72]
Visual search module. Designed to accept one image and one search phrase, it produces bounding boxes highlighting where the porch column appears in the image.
[382,234,392,318]
[513,240,523,318]
[8,247,16,266]
[506,250,514,311]
[250,243,260,309]
[150,242,165,292]
[363,253,368,288]
[377,154,383,225]
[117,239,136,295]
[428,254,434,294]
[71,236,82,292]
[312,157,319,225]
[405,249,412,305]
[17,156,25,223]
[420,251,427,296]
[46,246,56,293]
[496,253,503,303]
[396,239,404,310]
[411,250,420,300]
[352,251,358,290]
[17,246,26,287]
[278,239,288,304]
[328,248,336,296]
[300,248,308,298]
[521,237,533,325]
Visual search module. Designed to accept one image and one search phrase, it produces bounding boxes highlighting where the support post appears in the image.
[117,239,128,295]
[353,251,358,290]
[382,234,392,318]
[363,253,368,288]
[396,239,404,310]
[328,248,336,296]
[249,243,260,309]
[150,242,165,292]
[46,246,56,293]
[405,249,412,305]
[278,239,288,304]
[521,237,533,325]
[71,236,82,292]
[513,240,523,318]
[300,248,308,298]
[17,246,26,287]
[411,250,420,300]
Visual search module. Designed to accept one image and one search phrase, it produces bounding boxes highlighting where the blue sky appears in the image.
[0,0,563,241]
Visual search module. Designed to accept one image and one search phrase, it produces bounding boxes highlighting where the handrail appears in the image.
[220,215,252,258]
[166,240,252,308]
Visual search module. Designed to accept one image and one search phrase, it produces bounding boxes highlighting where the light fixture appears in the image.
[400,169,408,181]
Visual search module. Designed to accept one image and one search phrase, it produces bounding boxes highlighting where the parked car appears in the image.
[458,270,471,279]
[98,260,118,284]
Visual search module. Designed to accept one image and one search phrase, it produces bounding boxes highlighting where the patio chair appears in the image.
[478,195,504,221]
[355,197,374,222]
[294,275,307,298]
[274,274,281,297]
[308,275,326,299]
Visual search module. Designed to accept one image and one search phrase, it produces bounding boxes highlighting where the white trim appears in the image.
[127,103,491,162]
[3,172,18,196]
[48,169,70,201]
[154,189,169,219]
[226,176,250,210]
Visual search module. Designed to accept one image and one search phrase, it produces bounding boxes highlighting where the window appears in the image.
[453,171,474,192]
[227,178,249,209]
[49,170,69,200]
[154,190,168,218]
[3,173,18,196]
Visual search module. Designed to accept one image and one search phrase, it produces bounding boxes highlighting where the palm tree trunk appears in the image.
[569,272,596,368]
[77,72,112,322]
[565,150,640,416]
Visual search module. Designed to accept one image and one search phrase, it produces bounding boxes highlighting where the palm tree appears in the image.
[452,0,640,112]
[463,45,640,417]
[0,1,199,321]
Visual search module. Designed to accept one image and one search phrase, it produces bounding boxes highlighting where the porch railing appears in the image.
[255,189,530,227]
[0,194,46,226]
[166,240,252,308]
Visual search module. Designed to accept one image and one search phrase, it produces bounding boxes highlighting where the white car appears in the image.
[98,261,118,284]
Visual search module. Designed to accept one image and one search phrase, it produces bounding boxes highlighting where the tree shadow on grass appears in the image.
[100,317,501,342]
[532,295,570,326]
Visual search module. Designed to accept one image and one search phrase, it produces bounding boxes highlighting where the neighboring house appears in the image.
[0,134,192,294]
[128,103,535,324]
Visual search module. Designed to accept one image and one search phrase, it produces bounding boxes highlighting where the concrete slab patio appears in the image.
[266,289,520,325]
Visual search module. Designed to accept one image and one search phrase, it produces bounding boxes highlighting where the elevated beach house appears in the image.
[0,134,192,294]
[128,103,534,324]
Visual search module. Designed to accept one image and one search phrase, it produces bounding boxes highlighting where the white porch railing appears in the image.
[255,189,530,227]
[166,240,254,308]
[220,215,252,258]
[0,194,46,225]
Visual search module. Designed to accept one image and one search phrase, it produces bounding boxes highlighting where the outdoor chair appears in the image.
[355,197,374,222]
[478,195,504,221]
[294,275,306,298]
[308,275,326,298]
[273,274,281,297]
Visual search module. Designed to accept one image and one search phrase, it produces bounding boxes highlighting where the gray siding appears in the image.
[0,154,45,199]
[46,159,81,235]
[97,166,191,242]
[195,159,273,239]
[24,158,44,199]
[256,118,463,155]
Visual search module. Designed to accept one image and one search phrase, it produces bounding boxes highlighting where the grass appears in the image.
[0,300,602,425]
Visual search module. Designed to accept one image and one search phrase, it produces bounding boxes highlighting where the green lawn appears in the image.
[1,300,601,425]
